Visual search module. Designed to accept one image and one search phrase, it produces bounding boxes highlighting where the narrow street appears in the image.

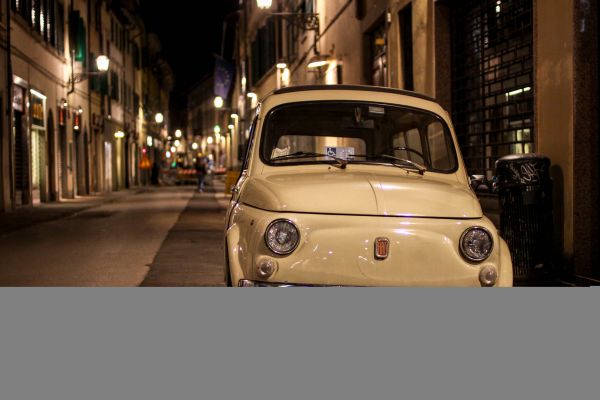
[0,184,228,287]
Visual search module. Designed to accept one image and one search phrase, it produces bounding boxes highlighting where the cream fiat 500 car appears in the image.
[225,85,513,287]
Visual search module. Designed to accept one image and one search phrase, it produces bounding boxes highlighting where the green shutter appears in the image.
[69,10,86,64]
[76,17,86,64]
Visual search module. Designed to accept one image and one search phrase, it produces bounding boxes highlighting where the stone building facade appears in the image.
[230,0,599,281]
[0,0,172,211]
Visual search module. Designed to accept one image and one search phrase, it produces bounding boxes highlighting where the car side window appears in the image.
[426,121,453,170]
[241,116,258,173]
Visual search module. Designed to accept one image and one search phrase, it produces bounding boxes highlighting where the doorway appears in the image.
[30,128,46,204]
[13,109,30,206]
[47,111,58,201]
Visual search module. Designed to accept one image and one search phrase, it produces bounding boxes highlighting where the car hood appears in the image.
[241,170,482,218]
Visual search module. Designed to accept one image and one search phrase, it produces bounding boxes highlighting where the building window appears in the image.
[398,3,414,91]
[55,0,64,54]
[451,0,534,178]
[94,0,101,32]
[356,0,367,20]
[69,10,87,64]
[12,1,63,52]
[132,43,140,69]
[111,72,120,101]
[368,19,388,86]
[250,18,276,86]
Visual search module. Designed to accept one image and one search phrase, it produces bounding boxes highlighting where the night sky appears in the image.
[139,0,239,122]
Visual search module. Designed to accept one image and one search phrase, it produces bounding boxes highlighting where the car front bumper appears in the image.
[238,279,346,287]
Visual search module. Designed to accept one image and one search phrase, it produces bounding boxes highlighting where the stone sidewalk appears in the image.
[0,189,144,238]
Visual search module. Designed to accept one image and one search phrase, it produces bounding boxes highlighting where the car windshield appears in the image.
[261,101,458,172]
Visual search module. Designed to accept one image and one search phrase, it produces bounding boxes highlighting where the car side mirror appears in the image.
[470,175,485,191]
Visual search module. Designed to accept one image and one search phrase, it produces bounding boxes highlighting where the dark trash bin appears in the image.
[495,154,553,284]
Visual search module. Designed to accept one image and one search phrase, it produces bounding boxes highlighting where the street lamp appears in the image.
[155,113,164,124]
[68,54,111,95]
[207,137,214,145]
[214,96,224,109]
[96,55,110,72]
[257,0,272,9]
[255,0,322,70]
[175,129,182,138]
[307,53,331,69]
[247,92,258,109]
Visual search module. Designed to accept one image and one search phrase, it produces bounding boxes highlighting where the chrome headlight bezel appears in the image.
[459,226,494,263]
[264,219,300,256]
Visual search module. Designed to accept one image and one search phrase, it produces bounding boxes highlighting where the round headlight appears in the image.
[460,227,493,262]
[265,219,300,255]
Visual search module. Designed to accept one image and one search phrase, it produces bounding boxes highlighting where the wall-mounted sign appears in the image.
[58,108,67,127]
[30,93,46,129]
[73,112,82,131]
[12,86,24,112]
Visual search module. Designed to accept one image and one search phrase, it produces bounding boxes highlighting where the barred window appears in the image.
[451,0,534,178]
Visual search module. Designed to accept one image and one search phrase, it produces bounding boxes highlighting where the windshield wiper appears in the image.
[270,151,348,169]
[377,154,427,175]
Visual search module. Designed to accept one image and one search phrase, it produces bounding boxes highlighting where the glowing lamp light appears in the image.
[174,140,181,147]
[175,129,182,138]
[114,131,125,139]
[170,146,177,153]
[257,0,272,9]
[147,136,153,147]
[207,137,214,145]
[231,113,239,120]
[307,54,330,69]
[166,151,172,158]
[281,68,291,85]
[214,125,221,134]
[155,113,164,124]
[191,142,199,150]
[214,96,224,109]
[96,55,110,72]
[247,92,258,109]
[228,124,235,130]
[276,62,287,69]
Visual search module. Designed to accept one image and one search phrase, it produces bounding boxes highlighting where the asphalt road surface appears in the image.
[0,187,227,286]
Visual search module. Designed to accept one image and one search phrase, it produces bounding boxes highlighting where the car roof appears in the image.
[271,85,436,102]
